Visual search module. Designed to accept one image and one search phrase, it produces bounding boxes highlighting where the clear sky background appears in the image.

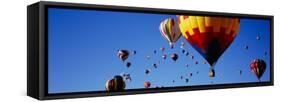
[48,7,271,94]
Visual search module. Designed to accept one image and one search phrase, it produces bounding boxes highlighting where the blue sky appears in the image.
[48,8,271,94]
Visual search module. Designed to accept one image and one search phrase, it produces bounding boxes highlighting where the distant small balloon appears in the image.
[185,52,189,56]
[256,35,261,40]
[180,76,183,79]
[118,50,130,62]
[191,55,194,59]
[162,54,167,59]
[160,47,165,52]
[172,80,175,83]
[185,64,189,68]
[125,74,132,82]
[145,69,151,75]
[171,53,179,61]
[185,78,189,83]
[126,62,131,68]
[144,81,151,88]
[239,70,242,75]
[153,63,157,68]
[132,50,137,55]
[190,73,193,77]
[154,50,157,54]
[180,42,185,49]
[182,49,186,54]
[245,45,249,50]
[195,61,198,65]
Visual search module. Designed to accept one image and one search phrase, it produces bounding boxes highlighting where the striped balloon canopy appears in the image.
[105,75,126,91]
[178,16,240,67]
[159,18,182,49]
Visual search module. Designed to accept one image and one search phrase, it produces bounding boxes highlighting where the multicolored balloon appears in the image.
[178,16,240,77]
[159,18,182,49]
[118,50,129,62]
[178,16,240,66]
[250,59,266,80]
[144,81,151,88]
[105,75,126,91]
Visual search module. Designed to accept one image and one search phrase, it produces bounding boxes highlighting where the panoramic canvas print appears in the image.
[48,7,271,94]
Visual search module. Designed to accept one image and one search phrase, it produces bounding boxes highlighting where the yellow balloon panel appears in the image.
[178,15,240,39]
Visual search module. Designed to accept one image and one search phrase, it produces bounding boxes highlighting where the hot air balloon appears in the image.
[180,42,186,49]
[145,69,151,75]
[126,62,131,68]
[180,76,183,79]
[191,55,194,59]
[245,45,249,50]
[171,53,178,61]
[132,50,137,55]
[239,70,242,75]
[178,16,240,77]
[154,50,157,54]
[189,73,193,77]
[162,54,167,59]
[185,64,189,68]
[153,63,157,68]
[185,52,189,56]
[185,78,189,83]
[182,49,186,54]
[256,35,261,40]
[160,47,165,52]
[121,73,132,81]
[105,75,126,91]
[250,59,266,80]
[195,61,198,65]
[118,50,130,62]
[144,81,151,88]
[159,18,182,49]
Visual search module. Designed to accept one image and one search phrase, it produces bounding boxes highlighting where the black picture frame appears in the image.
[27,1,274,100]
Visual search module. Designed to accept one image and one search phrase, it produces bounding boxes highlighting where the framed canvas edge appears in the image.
[34,1,274,100]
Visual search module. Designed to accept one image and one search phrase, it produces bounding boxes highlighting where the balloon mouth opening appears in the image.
[169,43,174,49]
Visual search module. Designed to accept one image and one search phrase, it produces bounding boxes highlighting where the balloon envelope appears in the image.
[105,75,126,91]
[171,53,178,61]
[250,59,266,80]
[160,18,182,48]
[144,81,151,88]
[178,16,240,66]
[118,50,130,61]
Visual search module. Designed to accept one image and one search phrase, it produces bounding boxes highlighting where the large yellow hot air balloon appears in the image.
[178,16,240,77]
